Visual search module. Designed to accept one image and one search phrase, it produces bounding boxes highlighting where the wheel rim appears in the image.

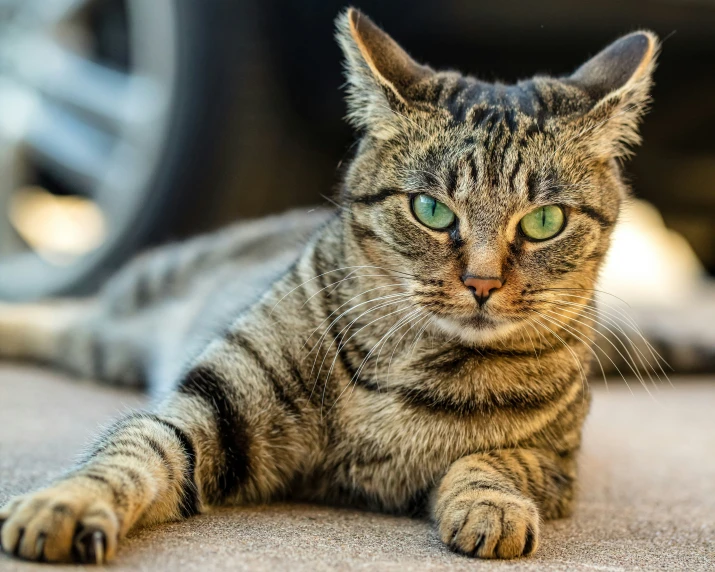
[0,0,178,300]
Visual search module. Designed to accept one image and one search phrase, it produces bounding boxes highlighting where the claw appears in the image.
[12,528,24,557]
[90,530,105,565]
[35,533,46,562]
[73,528,106,564]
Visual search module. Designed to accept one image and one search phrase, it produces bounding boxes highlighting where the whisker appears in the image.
[386,311,429,386]
[538,291,672,377]
[540,305,648,389]
[534,309,629,395]
[543,298,668,388]
[270,264,419,314]
[321,304,416,416]
[308,295,413,402]
[302,283,407,354]
[529,315,590,397]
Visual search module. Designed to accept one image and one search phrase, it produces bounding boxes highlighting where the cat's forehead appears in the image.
[408,73,594,126]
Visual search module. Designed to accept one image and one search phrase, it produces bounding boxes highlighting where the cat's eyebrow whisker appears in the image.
[400,168,448,190]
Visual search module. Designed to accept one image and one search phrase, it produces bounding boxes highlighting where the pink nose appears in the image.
[462,276,503,306]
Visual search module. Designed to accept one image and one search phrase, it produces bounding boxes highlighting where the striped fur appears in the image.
[0,9,658,563]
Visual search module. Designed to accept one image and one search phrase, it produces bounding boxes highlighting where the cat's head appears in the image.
[336,8,658,344]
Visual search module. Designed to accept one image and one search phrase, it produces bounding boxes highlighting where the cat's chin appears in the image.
[432,314,523,346]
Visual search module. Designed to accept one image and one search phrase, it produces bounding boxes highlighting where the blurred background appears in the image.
[0,0,712,370]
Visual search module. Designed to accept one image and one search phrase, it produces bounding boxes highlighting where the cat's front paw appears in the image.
[436,489,540,559]
[0,481,119,564]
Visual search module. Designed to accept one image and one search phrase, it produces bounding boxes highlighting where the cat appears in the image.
[0,8,658,564]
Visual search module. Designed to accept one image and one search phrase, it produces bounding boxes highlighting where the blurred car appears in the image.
[0,0,713,300]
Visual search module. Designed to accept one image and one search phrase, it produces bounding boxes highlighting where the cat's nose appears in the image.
[462,276,503,307]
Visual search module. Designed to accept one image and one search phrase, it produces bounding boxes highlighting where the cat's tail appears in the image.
[0,299,146,387]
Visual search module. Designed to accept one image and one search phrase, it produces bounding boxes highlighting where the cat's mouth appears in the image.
[457,312,497,329]
[431,309,521,345]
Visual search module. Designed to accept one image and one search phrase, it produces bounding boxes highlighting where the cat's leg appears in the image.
[433,448,576,559]
[0,344,316,564]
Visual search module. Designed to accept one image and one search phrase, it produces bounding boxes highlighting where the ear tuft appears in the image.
[570,31,658,101]
[568,31,660,158]
[335,8,432,137]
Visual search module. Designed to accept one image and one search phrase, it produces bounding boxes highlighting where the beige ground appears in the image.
[0,366,713,571]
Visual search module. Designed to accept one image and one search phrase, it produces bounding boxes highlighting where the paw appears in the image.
[437,490,539,559]
[0,482,119,564]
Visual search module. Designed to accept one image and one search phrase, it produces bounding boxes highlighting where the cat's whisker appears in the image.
[321,303,416,417]
[372,308,425,381]
[408,314,434,359]
[386,311,429,386]
[305,290,411,360]
[537,290,672,378]
[534,308,636,394]
[340,308,426,408]
[529,316,590,396]
[301,282,407,354]
[270,264,418,314]
[543,298,668,388]
[308,293,414,383]
[308,294,414,400]
[522,322,542,368]
[540,304,649,387]
[302,275,401,310]
[533,310,611,388]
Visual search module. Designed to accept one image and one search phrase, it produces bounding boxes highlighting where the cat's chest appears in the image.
[320,365,581,510]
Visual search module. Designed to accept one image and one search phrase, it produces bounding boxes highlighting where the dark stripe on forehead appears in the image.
[577,205,613,229]
[468,155,479,187]
[445,165,459,198]
[351,188,402,206]
[508,151,523,192]
[527,173,539,203]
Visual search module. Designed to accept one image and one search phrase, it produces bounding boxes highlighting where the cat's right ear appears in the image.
[335,8,433,138]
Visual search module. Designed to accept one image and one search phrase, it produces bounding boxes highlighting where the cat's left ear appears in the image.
[567,31,660,157]
[335,8,433,138]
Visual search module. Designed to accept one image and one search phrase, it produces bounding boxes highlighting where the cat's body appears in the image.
[0,9,658,564]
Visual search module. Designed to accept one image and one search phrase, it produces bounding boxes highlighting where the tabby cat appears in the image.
[0,8,658,564]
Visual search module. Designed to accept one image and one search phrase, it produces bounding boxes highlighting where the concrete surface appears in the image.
[0,366,713,571]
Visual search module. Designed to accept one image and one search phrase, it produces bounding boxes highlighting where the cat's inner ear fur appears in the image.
[567,31,659,158]
[336,8,433,138]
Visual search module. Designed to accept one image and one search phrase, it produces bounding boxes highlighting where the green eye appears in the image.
[520,205,565,241]
[411,194,455,230]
